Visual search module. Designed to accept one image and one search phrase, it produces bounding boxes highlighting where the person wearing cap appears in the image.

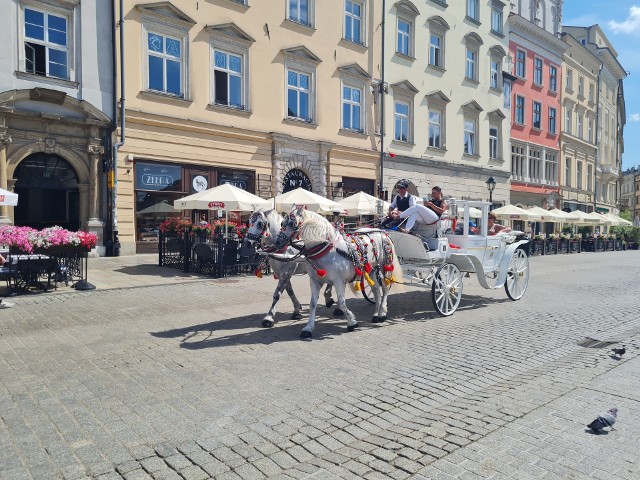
[381,180,416,228]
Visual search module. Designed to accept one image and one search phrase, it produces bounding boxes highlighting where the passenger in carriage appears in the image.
[381,180,416,228]
[397,187,449,233]
[487,211,512,235]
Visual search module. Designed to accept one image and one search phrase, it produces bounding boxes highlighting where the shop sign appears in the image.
[208,201,226,208]
[283,168,312,193]
[596,207,609,213]
[219,172,250,191]
[136,162,182,191]
[192,175,208,192]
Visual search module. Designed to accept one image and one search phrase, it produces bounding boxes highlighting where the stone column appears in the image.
[319,141,334,198]
[86,144,105,256]
[78,183,90,229]
[0,130,12,224]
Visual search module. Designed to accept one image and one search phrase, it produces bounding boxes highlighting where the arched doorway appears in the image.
[14,153,80,230]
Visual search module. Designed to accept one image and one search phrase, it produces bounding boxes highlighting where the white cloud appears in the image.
[609,6,640,34]
[630,113,640,122]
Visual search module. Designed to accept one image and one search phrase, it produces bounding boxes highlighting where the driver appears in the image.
[381,180,416,228]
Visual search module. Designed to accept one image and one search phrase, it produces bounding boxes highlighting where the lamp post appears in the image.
[486,176,496,210]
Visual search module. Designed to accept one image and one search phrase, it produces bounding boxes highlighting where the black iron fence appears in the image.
[158,229,262,278]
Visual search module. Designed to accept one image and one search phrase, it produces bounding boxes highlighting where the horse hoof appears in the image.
[378,315,387,323]
[262,320,274,328]
[290,312,303,320]
[334,309,344,316]
[300,330,313,339]
[347,323,359,332]
[326,298,335,308]
[371,316,380,323]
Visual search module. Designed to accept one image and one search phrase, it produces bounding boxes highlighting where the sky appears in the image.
[563,1,640,170]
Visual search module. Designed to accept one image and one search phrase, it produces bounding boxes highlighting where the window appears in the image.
[289,0,311,27]
[465,47,477,81]
[489,127,499,159]
[467,0,479,21]
[529,148,542,183]
[577,161,583,190]
[490,58,500,89]
[512,144,526,179]
[532,101,542,129]
[548,107,557,134]
[588,83,594,103]
[549,65,557,91]
[545,153,558,185]
[566,68,573,91]
[578,76,584,97]
[394,101,410,142]
[565,157,572,187]
[588,117,593,142]
[464,119,476,155]
[515,95,525,124]
[147,32,183,96]
[24,7,69,79]
[503,79,512,109]
[287,69,311,121]
[342,84,363,132]
[429,109,443,149]
[345,0,364,45]
[515,49,526,78]
[576,112,583,138]
[213,50,244,108]
[587,164,592,191]
[491,2,503,34]
[534,58,543,85]
[429,32,443,68]
[397,18,411,56]
[564,106,572,134]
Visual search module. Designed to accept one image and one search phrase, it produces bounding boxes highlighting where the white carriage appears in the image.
[383,200,530,316]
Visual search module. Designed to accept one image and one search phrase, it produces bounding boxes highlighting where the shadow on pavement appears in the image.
[150,290,513,348]
[113,264,212,279]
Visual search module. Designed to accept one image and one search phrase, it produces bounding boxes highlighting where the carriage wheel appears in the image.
[362,280,392,304]
[505,248,529,301]
[431,263,463,317]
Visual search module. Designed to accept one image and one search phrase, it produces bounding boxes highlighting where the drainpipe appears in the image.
[378,0,386,199]
[593,62,602,213]
[111,0,125,256]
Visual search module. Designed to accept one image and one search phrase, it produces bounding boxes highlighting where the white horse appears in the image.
[243,210,337,328]
[273,206,402,338]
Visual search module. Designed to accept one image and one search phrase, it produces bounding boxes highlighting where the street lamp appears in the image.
[486,176,496,210]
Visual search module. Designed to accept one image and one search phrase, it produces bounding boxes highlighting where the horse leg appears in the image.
[301,278,321,339]
[335,283,358,332]
[285,280,303,320]
[371,283,385,323]
[263,276,289,328]
[324,284,336,308]
[378,284,389,322]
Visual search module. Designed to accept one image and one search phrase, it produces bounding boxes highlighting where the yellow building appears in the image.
[116,1,380,254]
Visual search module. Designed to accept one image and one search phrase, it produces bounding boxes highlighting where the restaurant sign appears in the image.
[208,201,226,208]
[135,162,182,191]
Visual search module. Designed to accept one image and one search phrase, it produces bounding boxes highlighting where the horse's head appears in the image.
[243,210,268,248]
[273,205,306,250]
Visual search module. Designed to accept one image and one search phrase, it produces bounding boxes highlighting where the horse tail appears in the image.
[389,241,405,289]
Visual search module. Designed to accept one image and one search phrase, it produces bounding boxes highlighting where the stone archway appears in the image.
[391,179,419,199]
[13,153,80,231]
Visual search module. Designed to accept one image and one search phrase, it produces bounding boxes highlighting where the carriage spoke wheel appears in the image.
[505,248,529,301]
[431,263,463,317]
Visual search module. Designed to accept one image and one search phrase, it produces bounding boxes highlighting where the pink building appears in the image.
[507,8,566,210]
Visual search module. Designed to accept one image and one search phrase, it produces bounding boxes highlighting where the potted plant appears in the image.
[159,217,192,238]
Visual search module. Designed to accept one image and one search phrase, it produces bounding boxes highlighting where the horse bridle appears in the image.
[246,212,268,243]
[275,212,301,247]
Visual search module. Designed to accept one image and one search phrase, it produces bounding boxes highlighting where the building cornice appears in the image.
[509,14,567,56]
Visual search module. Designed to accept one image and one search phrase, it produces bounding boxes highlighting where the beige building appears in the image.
[559,32,600,212]
[381,0,512,204]
[116,1,381,254]
[563,25,626,216]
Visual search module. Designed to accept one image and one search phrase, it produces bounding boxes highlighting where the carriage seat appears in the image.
[411,217,452,239]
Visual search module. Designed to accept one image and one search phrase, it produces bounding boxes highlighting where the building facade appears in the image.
[0,0,114,255]
[563,25,626,215]
[115,1,381,254]
[380,0,512,204]
[507,0,565,211]
[620,167,637,214]
[559,32,600,213]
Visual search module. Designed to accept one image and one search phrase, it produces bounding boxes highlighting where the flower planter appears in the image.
[569,240,580,254]
[595,239,606,252]
[529,239,544,256]
[545,239,558,255]
[558,239,569,254]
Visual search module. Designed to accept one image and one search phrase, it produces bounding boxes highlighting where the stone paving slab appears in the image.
[0,251,639,479]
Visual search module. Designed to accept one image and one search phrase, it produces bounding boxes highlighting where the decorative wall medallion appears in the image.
[283,168,312,193]
[192,175,208,192]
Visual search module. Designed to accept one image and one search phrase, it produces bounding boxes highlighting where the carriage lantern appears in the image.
[486,176,497,210]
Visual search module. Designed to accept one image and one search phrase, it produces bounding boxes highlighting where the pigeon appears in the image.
[586,408,618,433]
[611,347,626,358]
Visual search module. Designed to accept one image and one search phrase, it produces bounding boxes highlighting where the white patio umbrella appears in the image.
[586,212,613,225]
[338,191,390,216]
[491,204,542,221]
[273,188,342,214]
[0,187,18,207]
[563,210,599,225]
[603,213,632,226]
[174,183,271,237]
[526,206,564,222]
[138,200,176,215]
[548,208,572,220]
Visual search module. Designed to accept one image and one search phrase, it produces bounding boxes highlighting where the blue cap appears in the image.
[469,221,477,228]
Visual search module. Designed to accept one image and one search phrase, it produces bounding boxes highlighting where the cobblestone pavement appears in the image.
[1,252,639,479]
